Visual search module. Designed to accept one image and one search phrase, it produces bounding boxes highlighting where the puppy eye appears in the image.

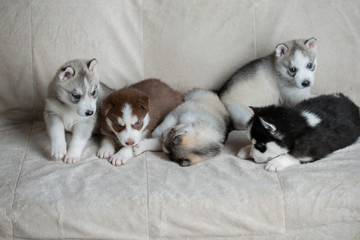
[289,67,297,73]
[116,124,124,131]
[255,143,266,153]
[307,63,313,69]
[91,90,96,96]
[72,94,81,100]
[132,121,143,129]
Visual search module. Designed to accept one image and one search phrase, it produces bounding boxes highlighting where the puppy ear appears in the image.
[305,37,317,52]
[275,43,289,57]
[137,96,149,110]
[259,117,277,133]
[101,98,113,117]
[249,106,261,115]
[59,66,75,81]
[87,58,97,73]
[172,135,182,145]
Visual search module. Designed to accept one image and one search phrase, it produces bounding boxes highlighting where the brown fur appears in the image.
[100,78,183,138]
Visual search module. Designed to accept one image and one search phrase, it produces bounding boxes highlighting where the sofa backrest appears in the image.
[0,0,359,124]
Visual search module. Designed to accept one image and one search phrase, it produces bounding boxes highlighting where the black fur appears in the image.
[249,94,360,162]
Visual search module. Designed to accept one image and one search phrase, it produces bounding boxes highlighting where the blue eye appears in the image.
[91,90,96,96]
[289,67,297,73]
[307,63,313,69]
[135,122,140,126]
[72,94,81,100]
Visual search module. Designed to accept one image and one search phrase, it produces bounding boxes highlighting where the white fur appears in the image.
[150,89,229,158]
[265,154,300,172]
[45,98,96,163]
[103,102,151,165]
[111,104,150,147]
[133,137,162,156]
[301,111,321,127]
[97,135,116,159]
[237,144,252,159]
[220,39,317,129]
[292,50,315,89]
[44,59,107,164]
[250,141,288,163]
[109,146,134,166]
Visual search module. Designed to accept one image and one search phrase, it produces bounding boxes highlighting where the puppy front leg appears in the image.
[152,114,177,137]
[237,144,252,159]
[265,154,300,172]
[64,121,94,164]
[45,114,67,160]
[97,135,116,159]
[109,146,133,166]
[133,137,162,156]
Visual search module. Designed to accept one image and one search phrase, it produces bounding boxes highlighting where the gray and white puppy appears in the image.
[219,37,318,129]
[44,59,112,164]
[141,89,230,166]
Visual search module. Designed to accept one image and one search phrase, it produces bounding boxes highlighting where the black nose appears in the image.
[85,110,94,116]
[302,80,310,87]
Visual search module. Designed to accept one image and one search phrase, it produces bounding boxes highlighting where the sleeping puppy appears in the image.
[136,89,229,166]
[98,78,183,166]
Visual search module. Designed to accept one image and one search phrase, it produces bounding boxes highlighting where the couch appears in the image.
[1,0,359,239]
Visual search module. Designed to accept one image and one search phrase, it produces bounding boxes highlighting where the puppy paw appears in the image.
[133,143,144,156]
[236,145,251,159]
[265,156,300,172]
[97,145,115,159]
[109,147,133,166]
[63,154,80,164]
[51,144,67,160]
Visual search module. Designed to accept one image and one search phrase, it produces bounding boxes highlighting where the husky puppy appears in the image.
[219,37,318,129]
[142,89,230,167]
[240,94,360,172]
[99,79,183,166]
[44,59,112,164]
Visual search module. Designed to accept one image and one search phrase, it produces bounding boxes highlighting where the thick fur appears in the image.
[240,94,360,172]
[219,38,318,129]
[99,78,183,166]
[44,59,113,164]
[144,89,230,167]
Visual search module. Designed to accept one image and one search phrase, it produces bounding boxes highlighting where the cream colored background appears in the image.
[0,1,359,239]
[0,0,359,122]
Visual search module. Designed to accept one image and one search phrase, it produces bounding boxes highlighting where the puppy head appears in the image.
[162,124,222,167]
[275,37,317,89]
[247,106,288,163]
[56,58,100,117]
[101,89,150,147]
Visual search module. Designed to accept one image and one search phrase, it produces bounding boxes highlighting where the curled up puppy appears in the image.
[98,78,183,166]
[139,89,230,167]
[238,94,360,172]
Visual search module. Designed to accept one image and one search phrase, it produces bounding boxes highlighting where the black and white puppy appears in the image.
[238,93,360,172]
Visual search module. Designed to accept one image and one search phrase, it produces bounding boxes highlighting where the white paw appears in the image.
[237,145,251,159]
[265,156,300,172]
[133,143,144,156]
[109,147,133,166]
[51,144,67,160]
[97,145,115,159]
[63,153,80,164]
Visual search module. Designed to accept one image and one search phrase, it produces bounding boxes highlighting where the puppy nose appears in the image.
[302,80,310,87]
[85,110,94,116]
[125,139,134,146]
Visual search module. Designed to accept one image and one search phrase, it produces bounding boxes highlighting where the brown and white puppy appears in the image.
[98,78,183,166]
